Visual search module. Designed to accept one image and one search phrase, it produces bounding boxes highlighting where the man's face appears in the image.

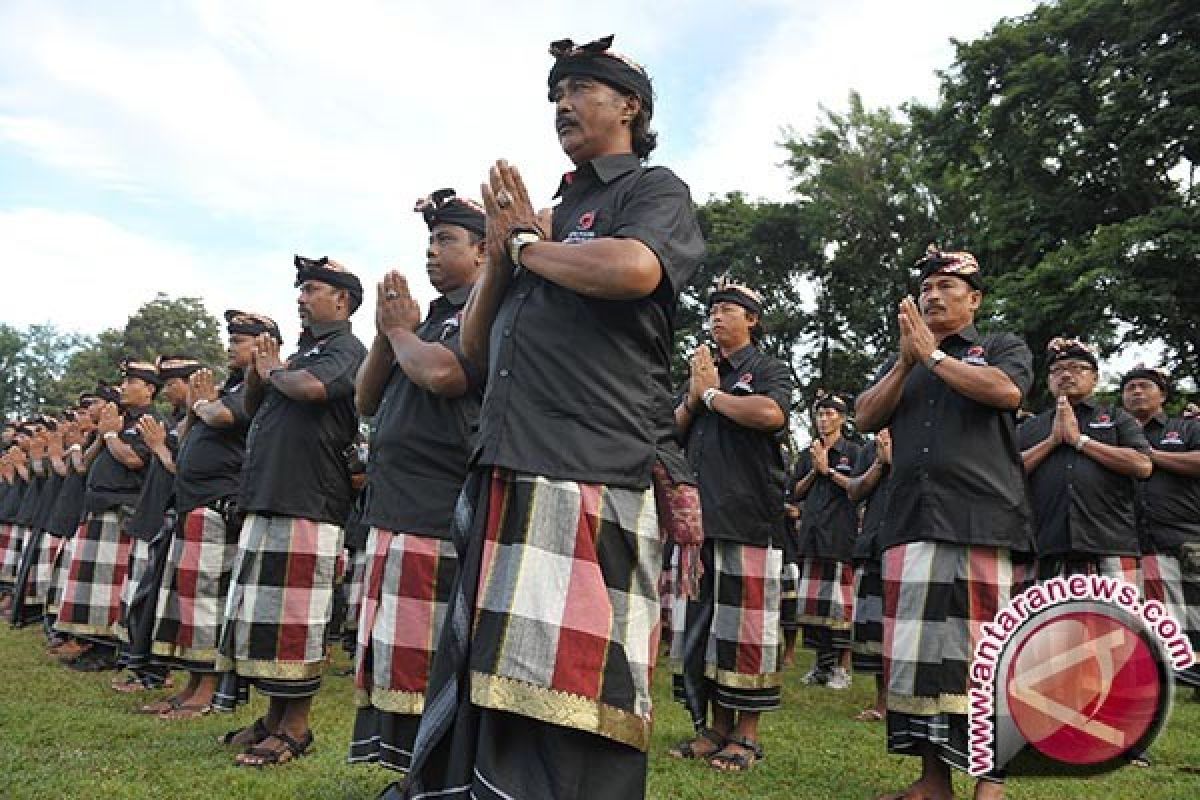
[228,333,257,370]
[86,399,105,423]
[551,76,634,165]
[708,301,754,350]
[298,279,347,327]
[426,223,482,294]
[814,406,845,438]
[163,376,189,406]
[1047,358,1097,401]
[919,275,980,334]
[120,376,155,407]
[1122,378,1165,418]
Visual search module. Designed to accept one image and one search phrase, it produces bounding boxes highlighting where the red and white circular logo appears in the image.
[1005,611,1161,765]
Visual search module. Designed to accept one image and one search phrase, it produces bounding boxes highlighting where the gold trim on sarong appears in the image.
[151,642,219,663]
[886,691,969,716]
[215,656,325,681]
[54,621,119,638]
[851,641,884,655]
[704,665,784,690]
[366,687,427,715]
[470,671,651,752]
[795,614,852,629]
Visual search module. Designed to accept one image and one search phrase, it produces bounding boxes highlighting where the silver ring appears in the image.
[385,290,399,300]
[496,189,513,208]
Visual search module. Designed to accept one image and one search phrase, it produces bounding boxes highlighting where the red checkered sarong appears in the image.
[851,560,884,674]
[796,556,855,633]
[29,532,60,604]
[354,528,457,713]
[114,537,153,643]
[1142,551,1200,687]
[1,524,29,584]
[152,506,241,669]
[0,523,17,585]
[45,533,72,615]
[1037,554,1141,591]
[56,511,132,640]
[216,513,343,682]
[468,470,662,751]
[882,542,1030,716]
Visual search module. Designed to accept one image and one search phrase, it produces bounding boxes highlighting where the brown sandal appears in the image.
[235,729,314,767]
[159,702,212,720]
[668,727,726,759]
[709,736,764,772]
[219,716,271,747]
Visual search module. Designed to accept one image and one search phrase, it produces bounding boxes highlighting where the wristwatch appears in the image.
[925,349,948,371]
[102,431,118,441]
[508,230,542,268]
[1075,433,1091,452]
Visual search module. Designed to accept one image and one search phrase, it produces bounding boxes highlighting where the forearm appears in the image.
[50,456,69,477]
[150,444,176,475]
[520,238,661,300]
[244,372,265,416]
[856,361,912,432]
[1149,450,1200,478]
[355,335,395,415]
[268,369,327,404]
[193,399,235,429]
[847,461,884,502]
[706,392,786,432]
[105,437,145,470]
[1079,441,1153,479]
[461,265,510,370]
[793,471,817,500]
[1021,437,1059,473]
[385,328,468,398]
[674,398,698,436]
[929,359,1022,410]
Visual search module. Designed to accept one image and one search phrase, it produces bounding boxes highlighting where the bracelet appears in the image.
[68,444,82,453]
[702,387,720,411]
[1074,433,1091,452]
[102,431,118,441]
[267,366,285,380]
[192,399,207,414]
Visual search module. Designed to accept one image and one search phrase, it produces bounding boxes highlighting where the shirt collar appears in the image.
[441,283,473,308]
[1074,394,1098,412]
[1145,411,1169,429]
[720,344,757,371]
[302,319,351,342]
[942,323,981,346]
[555,153,641,197]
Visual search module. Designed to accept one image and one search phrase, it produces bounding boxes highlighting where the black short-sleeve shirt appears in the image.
[474,154,705,489]
[867,326,1036,553]
[175,380,251,515]
[793,436,862,562]
[1136,415,1200,552]
[685,344,793,547]
[1019,397,1149,558]
[362,287,483,539]
[31,466,64,531]
[85,405,157,513]
[0,479,25,523]
[14,470,46,527]
[240,320,367,525]
[852,440,892,562]
[126,410,186,541]
[46,467,86,538]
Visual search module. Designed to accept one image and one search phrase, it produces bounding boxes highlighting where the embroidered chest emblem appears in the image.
[564,209,599,244]
[1162,431,1184,446]
[1089,413,1114,429]
[963,345,988,366]
[731,372,755,393]
[440,312,462,341]
[835,455,853,472]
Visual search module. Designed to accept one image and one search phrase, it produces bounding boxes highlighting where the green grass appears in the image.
[1,624,1197,799]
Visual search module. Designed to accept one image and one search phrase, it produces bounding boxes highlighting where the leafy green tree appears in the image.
[911,0,1199,401]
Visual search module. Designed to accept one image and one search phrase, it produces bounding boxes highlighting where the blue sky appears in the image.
[0,0,1040,348]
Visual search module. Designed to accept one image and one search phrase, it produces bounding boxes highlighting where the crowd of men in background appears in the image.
[1,34,1199,800]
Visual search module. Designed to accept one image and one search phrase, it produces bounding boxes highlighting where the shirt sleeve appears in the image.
[611,167,705,298]
[300,336,366,401]
[865,355,899,390]
[853,441,878,476]
[754,356,794,421]
[441,334,485,395]
[218,391,251,428]
[1185,419,1200,451]
[1018,412,1045,450]
[1113,407,1152,453]
[984,333,1035,401]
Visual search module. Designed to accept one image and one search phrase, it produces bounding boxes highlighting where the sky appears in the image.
[0,0,1051,352]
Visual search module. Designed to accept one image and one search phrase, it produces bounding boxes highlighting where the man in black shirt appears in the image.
[669,278,791,772]
[857,247,1035,800]
[792,392,861,691]
[402,35,703,800]
[348,189,484,777]
[1121,365,1200,689]
[148,314,278,720]
[846,429,893,722]
[56,359,161,672]
[1019,338,1152,583]
[218,258,365,767]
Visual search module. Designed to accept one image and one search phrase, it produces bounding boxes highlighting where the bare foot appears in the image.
[875,778,955,800]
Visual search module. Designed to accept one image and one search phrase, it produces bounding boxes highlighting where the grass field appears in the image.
[1,624,1197,799]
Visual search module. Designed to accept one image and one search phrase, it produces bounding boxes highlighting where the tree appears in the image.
[911,0,1200,400]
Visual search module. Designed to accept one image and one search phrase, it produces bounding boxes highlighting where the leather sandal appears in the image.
[668,727,726,759]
